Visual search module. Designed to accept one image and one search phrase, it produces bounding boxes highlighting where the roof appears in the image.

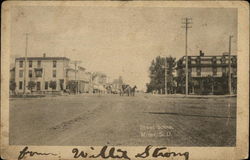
[16,57,70,61]
[179,54,237,61]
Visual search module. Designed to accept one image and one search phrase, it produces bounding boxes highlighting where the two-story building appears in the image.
[15,54,70,94]
[176,51,237,95]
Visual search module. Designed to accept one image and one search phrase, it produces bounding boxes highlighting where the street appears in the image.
[9,93,236,146]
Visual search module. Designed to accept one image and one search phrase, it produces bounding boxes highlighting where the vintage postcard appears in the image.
[1,1,249,160]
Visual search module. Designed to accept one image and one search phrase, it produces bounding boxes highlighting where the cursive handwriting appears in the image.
[135,145,189,160]
[18,146,58,160]
[72,146,130,160]
[72,145,189,160]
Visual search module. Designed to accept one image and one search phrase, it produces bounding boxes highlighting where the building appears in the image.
[14,54,70,94]
[111,76,124,94]
[92,72,107,93]
[176,50,237,95]
[66,66,92,93]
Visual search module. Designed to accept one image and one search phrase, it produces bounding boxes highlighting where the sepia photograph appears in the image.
[1,1,249,160]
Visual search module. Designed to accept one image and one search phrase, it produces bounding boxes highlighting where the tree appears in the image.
[166,56,177,93]
[27,81,36,92]
[147,56,176,94]
[49,81,57,90]
[176,68,185,94]
[9,81,16,95]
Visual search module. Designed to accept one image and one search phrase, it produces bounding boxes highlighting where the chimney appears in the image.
[43,53,46,58]
[199,50,204,56]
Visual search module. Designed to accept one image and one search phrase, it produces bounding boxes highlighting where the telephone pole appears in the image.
[228,35,233,95]
[23,33,29,94]
[182,18,192,96]
[71,60,82,94]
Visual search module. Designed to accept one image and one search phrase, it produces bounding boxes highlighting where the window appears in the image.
[197,67,201,76]
[53,70,56,78]
[45,81,48,90]
[35,69,42,77]
[213,67,217,76]
[188,68,192,73]
[29,70,32,78]
[19,81,23,89]
[19,70,23,78]
[233,67,237,75]
[53,61,57,68]
[221,57,226,64]
[222,67,226,73]
[29,61,32,68]
[192,67,196,72]
[19,61,23,68]
[201,67,212,72]
[212,57,217,64]
[232,57,237,64]
[37,61,41,67]
[196,57,201,64]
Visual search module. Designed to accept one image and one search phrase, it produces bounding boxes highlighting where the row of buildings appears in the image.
[9,54,117,95]
[10,50,237,95]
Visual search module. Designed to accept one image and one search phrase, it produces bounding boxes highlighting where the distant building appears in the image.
[66,66,92,93]
[92,72,107,93]
[15,54,70,94]
[111,76,123,93]
[176,50,237,95]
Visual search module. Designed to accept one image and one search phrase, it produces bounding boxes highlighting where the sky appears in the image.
[10,5,237,91]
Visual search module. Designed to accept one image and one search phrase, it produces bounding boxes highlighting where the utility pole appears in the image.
[70,60,82,94]
[228,35,233,95]
[23,33,29,95]
[182,18,192,96]
[165,57,168,95]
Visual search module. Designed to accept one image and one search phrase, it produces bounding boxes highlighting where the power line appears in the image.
[181,17,192,96]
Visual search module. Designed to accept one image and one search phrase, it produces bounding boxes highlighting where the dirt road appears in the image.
[9,93,236,146]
